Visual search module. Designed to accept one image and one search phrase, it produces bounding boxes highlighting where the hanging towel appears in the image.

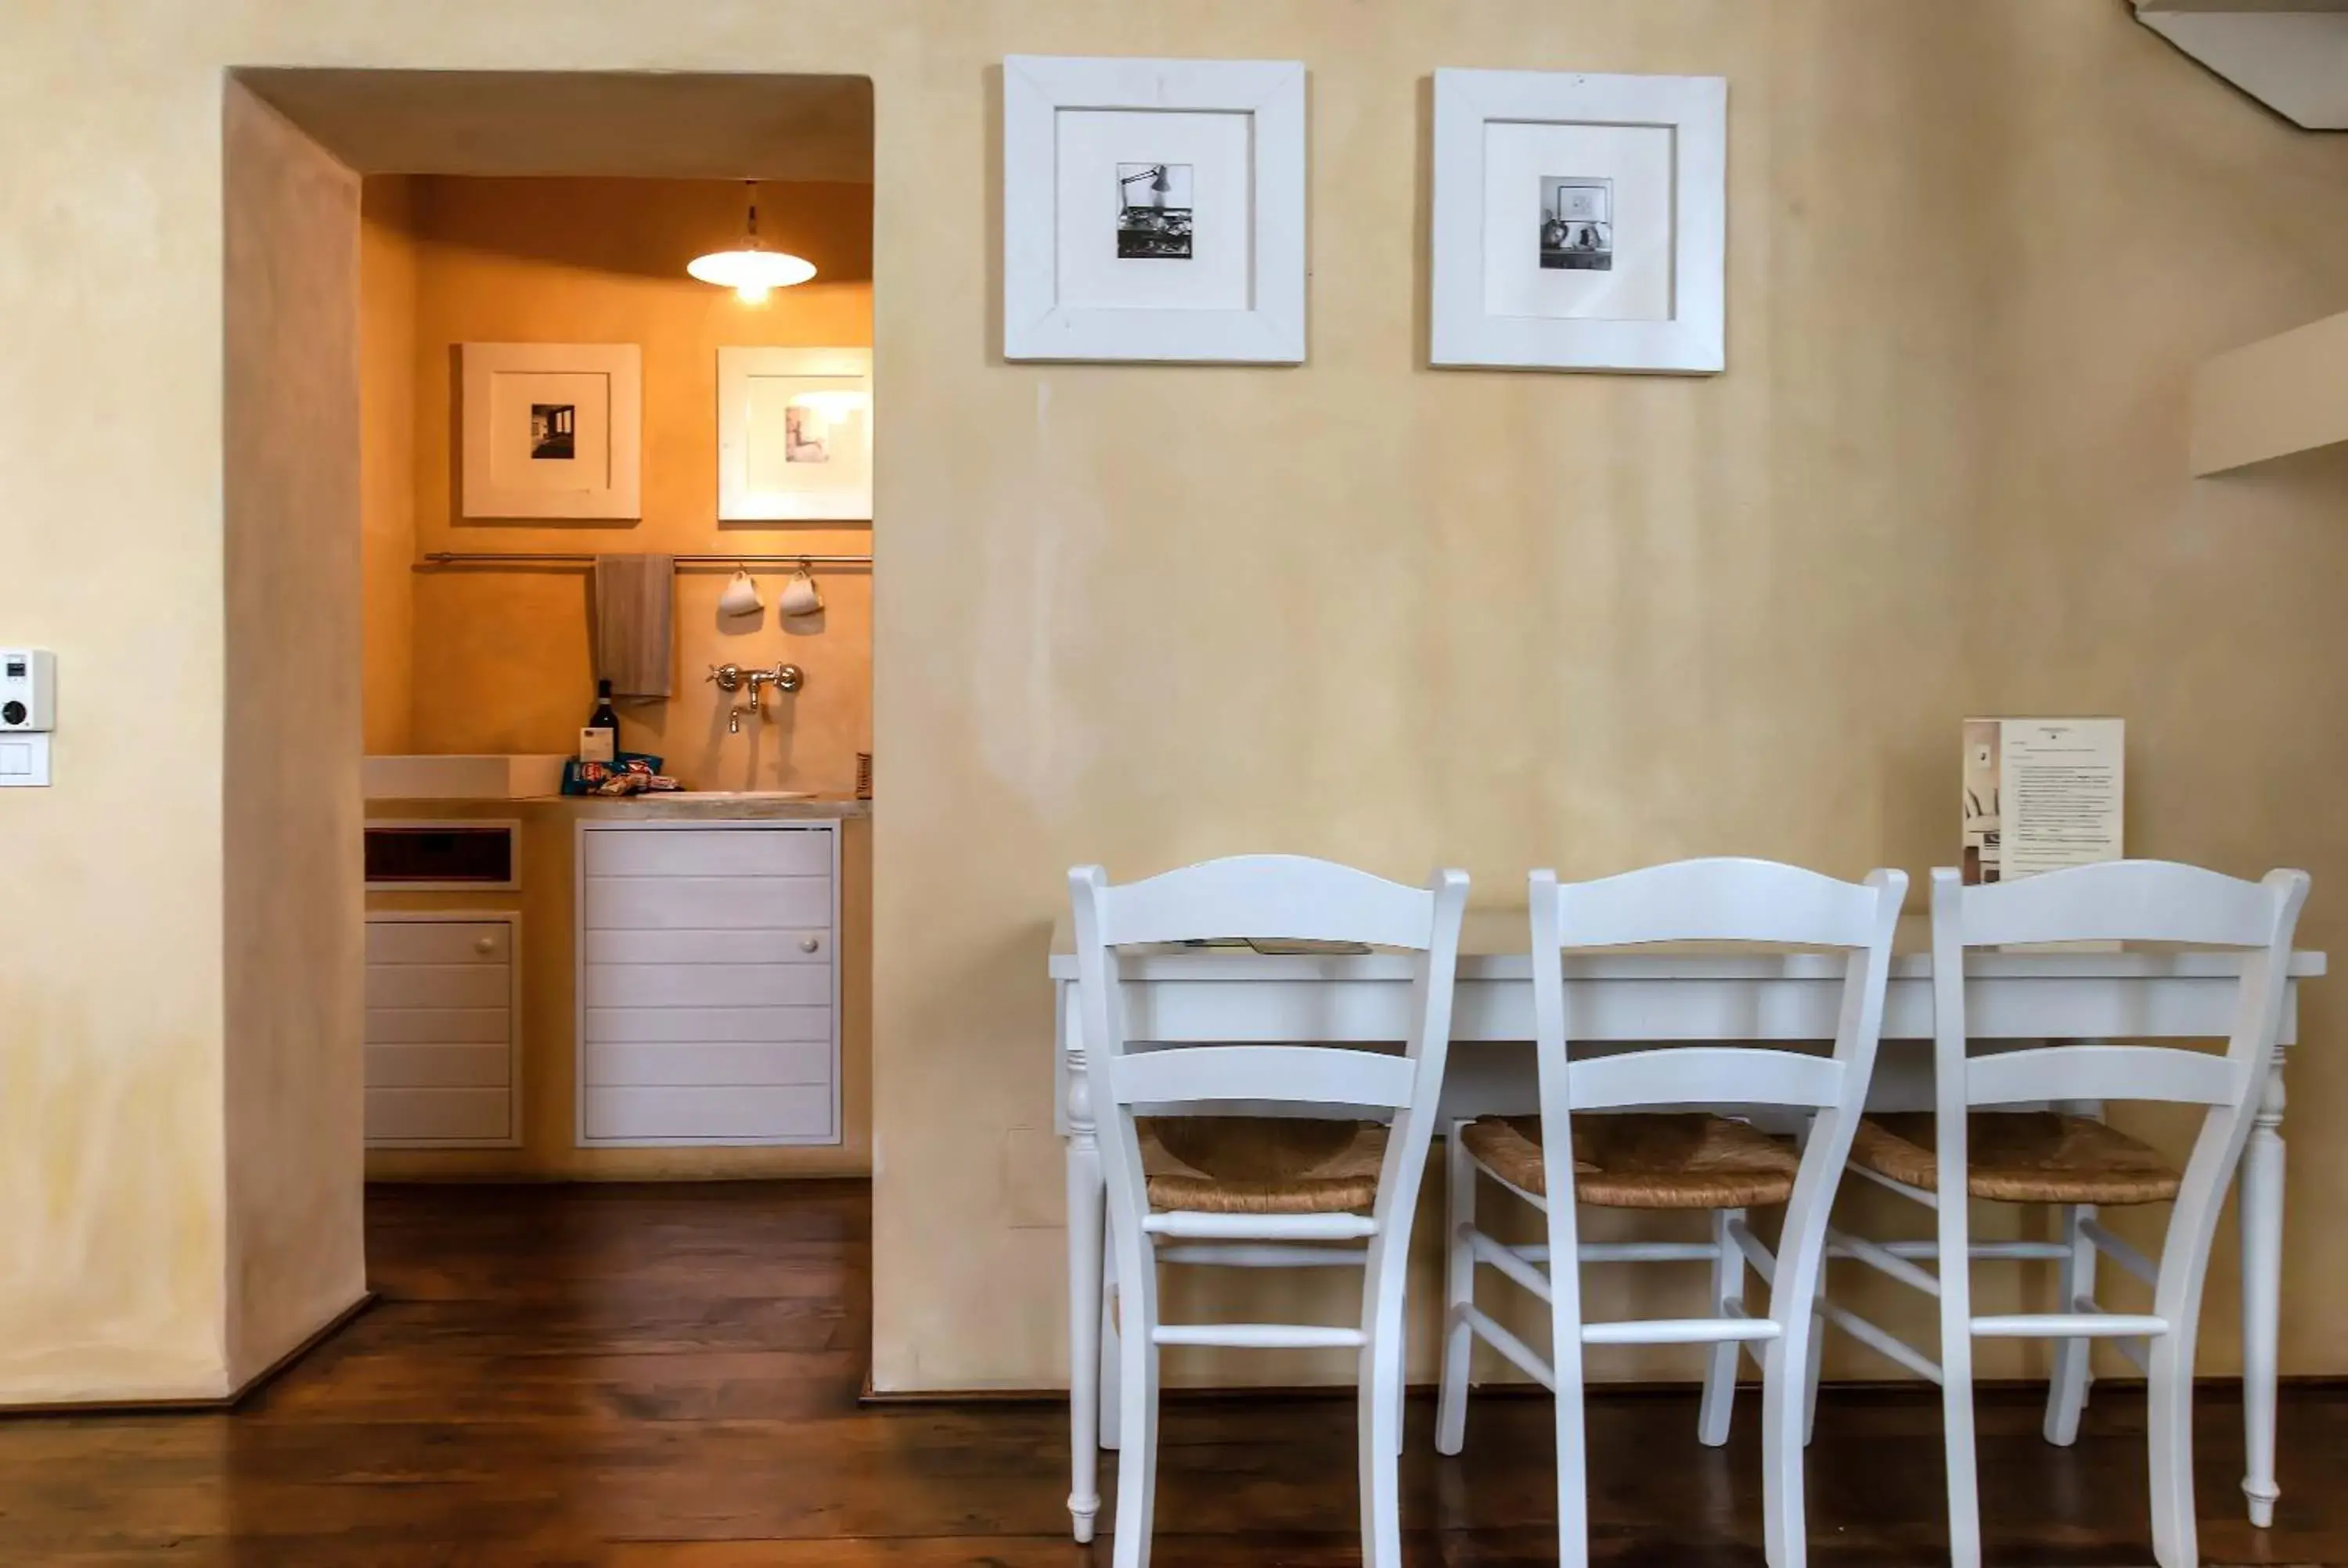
[593,554,675,698]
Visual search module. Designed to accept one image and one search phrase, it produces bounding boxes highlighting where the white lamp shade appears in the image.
[688,248,818,293]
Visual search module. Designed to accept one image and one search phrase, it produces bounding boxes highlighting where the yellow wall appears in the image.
[360,178,418,757]
[380,176,874,794]
[5,2,2348,1404]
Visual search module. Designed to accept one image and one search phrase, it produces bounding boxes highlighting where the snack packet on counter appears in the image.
[562,753,679,797]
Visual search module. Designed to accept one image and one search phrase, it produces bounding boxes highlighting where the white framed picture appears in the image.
[1430,70,1727,375]
[717,347,873,522]
[459,343,641,518]
[1003,54,1306,365]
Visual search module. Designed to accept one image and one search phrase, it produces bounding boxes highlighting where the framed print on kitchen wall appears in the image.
[1430,69,1727,375]
[717,347,873,521]
[1003,54,1306,365]
[459,342,642,518]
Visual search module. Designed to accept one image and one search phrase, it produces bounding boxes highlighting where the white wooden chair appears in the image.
[1068,855,1470,1568]
[1815,861,2309,1568]
[1433,858,1906,1568]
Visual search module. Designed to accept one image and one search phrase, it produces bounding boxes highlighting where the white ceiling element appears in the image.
[236,70,873,182]
[2191,309,2348,475]
[2134,2,2348,128]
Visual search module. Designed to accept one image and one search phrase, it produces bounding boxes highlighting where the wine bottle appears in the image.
[581,678,619,763]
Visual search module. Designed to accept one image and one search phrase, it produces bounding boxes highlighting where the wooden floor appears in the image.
[2,1181,2343,1566]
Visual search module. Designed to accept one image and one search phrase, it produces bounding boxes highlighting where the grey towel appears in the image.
[593,554,675,698]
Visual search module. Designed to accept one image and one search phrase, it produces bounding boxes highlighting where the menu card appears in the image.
[1961,718,2124,884]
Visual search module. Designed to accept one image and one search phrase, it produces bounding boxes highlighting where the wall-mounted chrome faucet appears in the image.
[707,661,806,734]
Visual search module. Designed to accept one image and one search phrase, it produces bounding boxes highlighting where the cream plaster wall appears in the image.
[220,84,369,1387]
[5,2,2348,1404]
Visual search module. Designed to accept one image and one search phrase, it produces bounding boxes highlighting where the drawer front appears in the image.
[366,1087,512,1143]
[366,1042,512,1089]
[366,1006,510,1045]
[366,915,518,1147]
[366,962,510,1010]
[367,921,511,964]
[585,1004,832,1045]
[585,826,831,879]
[582,875,830,932]
[582,927,831,966]
[584,1040,831,1088]
[582,962,829,1010]
[582,1084,833,1142]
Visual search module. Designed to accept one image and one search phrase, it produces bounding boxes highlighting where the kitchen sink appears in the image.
[661,790,816,800]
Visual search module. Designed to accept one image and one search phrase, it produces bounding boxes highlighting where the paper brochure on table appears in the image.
[1962,717,2124,885]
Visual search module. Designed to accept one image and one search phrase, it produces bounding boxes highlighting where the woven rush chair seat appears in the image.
[1137,1116,1387,1214]
[1849,1111,2181,1206]
[1458,1111,1800,1210]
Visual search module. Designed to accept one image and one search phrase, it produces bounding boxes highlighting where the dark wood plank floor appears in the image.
[1,1181,2341,1566]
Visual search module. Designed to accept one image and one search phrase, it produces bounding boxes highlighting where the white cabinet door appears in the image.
[576,822,841,1146]
[365,915,520,1147]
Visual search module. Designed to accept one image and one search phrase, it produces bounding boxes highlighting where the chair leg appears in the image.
[1802,1248,1826,1448]
[2147,1329,2199,1568]
[2044,1202,2094,1447]
[1435,1120,1477,1457]
[1391,1333,1406,1458]
[1547,1195,1591,1568]
[1100,1243,1122,1451]
[1938,1214,1982,1568]
[1359,1293,1406,1568]
[1111,1237,1160,1568]
[1698,1206,1742,1447]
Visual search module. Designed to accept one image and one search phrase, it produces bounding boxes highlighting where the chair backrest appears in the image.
[1928,862,2310,1116]
[1068,854,1471,1225]
[1927,860,2309,1332]
[1532,858,1908,1119]
[1526,858,1905,1346]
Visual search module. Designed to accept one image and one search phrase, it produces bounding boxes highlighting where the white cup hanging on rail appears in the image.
[778,564,824,618]
[718,570,764,617]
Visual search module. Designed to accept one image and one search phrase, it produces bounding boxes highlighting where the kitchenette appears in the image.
[356,168,876,1180]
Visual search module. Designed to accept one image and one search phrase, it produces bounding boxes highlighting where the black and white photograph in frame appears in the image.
[1430,69,1725,374]
[1539,177,1612,272]
[1116,163,1194,259]
[530,402,576,460]
[459,343,641,519]
[716,347,872,520]
[1003,55,1305,363]
[784,402,830,464]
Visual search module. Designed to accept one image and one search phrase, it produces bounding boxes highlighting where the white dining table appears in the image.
[1047,909,2325,1545]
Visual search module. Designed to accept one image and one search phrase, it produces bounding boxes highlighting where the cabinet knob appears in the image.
[799,937,821,954]
[475,936,496,955]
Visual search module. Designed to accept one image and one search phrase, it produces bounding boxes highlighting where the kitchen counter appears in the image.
[368,793,870,821]
[362,791,873,1181]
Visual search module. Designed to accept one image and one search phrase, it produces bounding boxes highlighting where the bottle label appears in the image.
[579,727,617,764]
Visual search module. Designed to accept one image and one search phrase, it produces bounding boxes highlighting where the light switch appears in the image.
[0,735,51,786]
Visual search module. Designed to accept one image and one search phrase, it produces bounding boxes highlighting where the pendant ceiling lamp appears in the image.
[689,181,816,304]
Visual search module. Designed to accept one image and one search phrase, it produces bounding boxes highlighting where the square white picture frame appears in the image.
[717,347,873,522]
[459,343,642,518]
[1003,54,1306,365]
[1431,69,1727,375]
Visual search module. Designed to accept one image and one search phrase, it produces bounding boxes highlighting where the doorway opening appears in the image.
[222,68,876,1387]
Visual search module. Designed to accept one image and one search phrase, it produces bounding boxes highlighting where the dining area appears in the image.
[1050,851,2321,1568]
